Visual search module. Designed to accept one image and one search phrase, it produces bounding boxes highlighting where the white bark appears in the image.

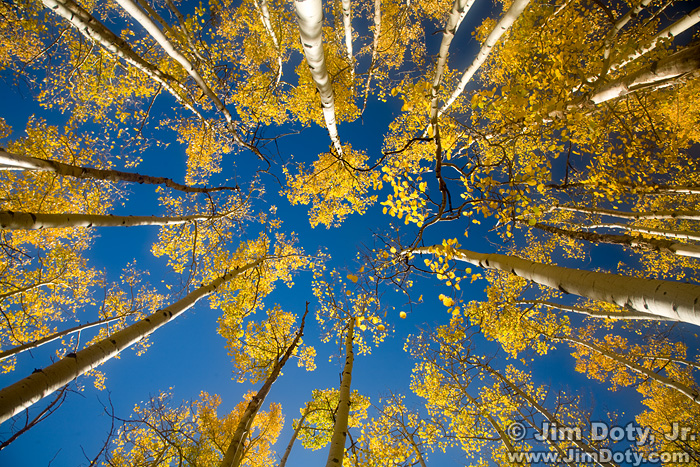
[324,319,354,467]
[253,0,283,86]
[601,0,653,66]
[340,0,353,73]
[611,5,700,73]
[0,211,225,230]
[0,149,237,193]
[0,260,262,424]
[517,300,676,321]
[361,0,381,112]
[428,0,475,130]
[560,334,700,404]
[413,245,700,325]
[439,0,531,116]
[551,204,700,221]
[590,43,700,104]
[294,0,343,156]
[587,223,700,243]
[41,0,202,119]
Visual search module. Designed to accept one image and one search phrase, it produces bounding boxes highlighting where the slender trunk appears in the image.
[277,403,311,467]
[589,43,700,105]
[0,260,262,424]
[324,318,354,467]
[517,300,676,321]
[163,0,206,62]
[516,406,577,467]
[550,204,700,221]
[293,0,343,156]
[587,223,700,243]
[482,364,619,467]
[253,0,283,86]
[546,181,700,195]
[412,245,700,325]
[611,5,700,73]
[531,221,700,258]
[0,316,125,363]
[462,390,514,454]
[361,0,381,113]
[439,0,530,115]
[41,0,201,119]
[428,0,475,130]
[0,211,225,230]
[0,149,238,194]
[556,334,700,404]
[220,303,310,467]
[340,0,353,75]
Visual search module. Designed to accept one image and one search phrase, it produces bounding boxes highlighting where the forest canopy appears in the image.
[1,0,700,465]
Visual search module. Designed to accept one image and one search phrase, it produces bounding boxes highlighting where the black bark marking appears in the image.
[110,339,117,345]
[558,285,570,294]
[66,353,77,358]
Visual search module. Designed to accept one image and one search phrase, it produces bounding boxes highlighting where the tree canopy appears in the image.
[0,0,699,464]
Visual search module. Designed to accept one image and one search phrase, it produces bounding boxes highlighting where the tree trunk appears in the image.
[41,0,201,119]
[0,316,125,363]
[428,0,475,129]
[220,303,310,467]
[439,0,530,115]
[277,403,311,467]
[556,334,700,405]
[550,204,700,221]
[340,0,353,74]
[253,0,283,85]
[413,245,700,325]
[361,0,381,113]
[0,211,225,230]
[589,43,700,105]
[587,223,700,243]
[517,300,675,321]
[293,0,343,156]
[0,260,262,424]
[0,149,237,194]
[531,221,700,258]
[324,318,354,467]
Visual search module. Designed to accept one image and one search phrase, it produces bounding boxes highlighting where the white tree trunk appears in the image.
[0,260,262,424]
[253,0,283,86]
[588,223,700,243]
[41,0,202,120]
[517,300,676,321]
[428,0,475,130]
[413,246,700,325]
[361,0,381,112]
[340,0,353,74]
[0,149,237,193]
[559,334,700,404]
[0,211,224,230]
[590,43,700,104]
[550,204,700,221]
[294,0,343,156]
[439,0,531,116]
[324,319,354,467]
[611,5,700,73]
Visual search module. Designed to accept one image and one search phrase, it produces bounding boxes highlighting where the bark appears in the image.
[611,5,700,73]
[413,245,700,325]
[589,43,700,105]
[340,0,353,73]
[531,221,700,258]
[0,260,262,424]
[220,303,310,467]
[481,363,619,467]
[0,211,227,230]
[556,334,700,405]
[324,318,354,467]
[361,0,381,113]
[428,0,475,129]
[293,0,343,156]
[439,0,531,116]
[550,204,700,221]
[41,0,201,119]
[0,149,238,194]
[253,0,283,86]
[0,316,125,363]
[587,223,700,243]
[517,300,676,321]
[277,403,310,467]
